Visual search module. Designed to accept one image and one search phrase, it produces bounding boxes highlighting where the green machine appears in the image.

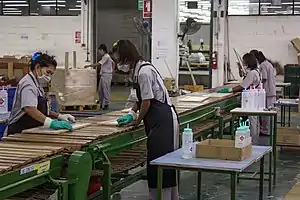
[0,93,240,200]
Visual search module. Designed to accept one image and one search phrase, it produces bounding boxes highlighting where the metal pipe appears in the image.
[85,0,90,62]
[209,0,214,88]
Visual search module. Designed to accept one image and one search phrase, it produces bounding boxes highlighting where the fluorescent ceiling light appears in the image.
[5,4,28,6]
[3,10,21,12]
[4,13,22,15]
[77,0,81,2]
[3,1,27,3]
[37,0,66,3]
[3,7,18,10]
[41,4,65,7]
[69,8,80,11]
[76,4,81,7]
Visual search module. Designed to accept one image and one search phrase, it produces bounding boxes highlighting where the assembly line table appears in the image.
[151,145,272,200]
[274,99,298,127]
[230,108,277,190]
[275,82,291,98]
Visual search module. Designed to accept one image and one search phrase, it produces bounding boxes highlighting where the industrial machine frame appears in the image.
[0,91,240,200]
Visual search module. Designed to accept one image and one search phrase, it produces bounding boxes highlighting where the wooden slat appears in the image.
[22,122,91,134]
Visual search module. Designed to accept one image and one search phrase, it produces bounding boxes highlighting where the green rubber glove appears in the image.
[117,114,134,126]
[50,120,73,131]
[217,88,233,93]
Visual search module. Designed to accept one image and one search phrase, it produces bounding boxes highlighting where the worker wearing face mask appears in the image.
[6,52,75,135]
[254,51,276,136]
[218,53,261,143]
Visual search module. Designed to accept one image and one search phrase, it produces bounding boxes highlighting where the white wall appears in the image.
[152,0,179,85]
[228,16,300,80]
[0,16,87,68]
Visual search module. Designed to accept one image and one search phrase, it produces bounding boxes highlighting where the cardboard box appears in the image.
[196,139,252,161]
[291,38,300,53]
[277,127,300,146]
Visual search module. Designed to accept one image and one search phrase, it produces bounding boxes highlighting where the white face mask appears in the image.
[38,74,51,84]
[36,68,51,84]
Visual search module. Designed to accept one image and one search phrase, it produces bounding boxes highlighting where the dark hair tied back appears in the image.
[30,52,57,71]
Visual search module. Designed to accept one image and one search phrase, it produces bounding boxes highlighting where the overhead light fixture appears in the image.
[37,0,66,3]
[69,8,80,11]
[4,12,22,15]
[3,7,18,10]
[75,4,81,7]
[3,10,21,12]
[76,0,81,2]
[41,4,65,7]
[5,4,28,6]
[3,1,27,3]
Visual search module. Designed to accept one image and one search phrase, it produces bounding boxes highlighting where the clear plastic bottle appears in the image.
[241,89,249,109]
[0,87,8,113]
[258,85,266,110]
[235,126,247,148]
[182,124,193,159]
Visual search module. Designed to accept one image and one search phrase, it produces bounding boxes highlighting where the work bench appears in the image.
[151,145,272,200]
[0,84,241,200]
[230,108,278,193]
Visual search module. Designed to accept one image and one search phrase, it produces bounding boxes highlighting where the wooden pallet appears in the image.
[59,104,100,112]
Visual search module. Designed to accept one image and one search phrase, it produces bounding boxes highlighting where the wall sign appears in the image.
[75,31,81,44]
[143,0,152,18]
[138,0,143,11]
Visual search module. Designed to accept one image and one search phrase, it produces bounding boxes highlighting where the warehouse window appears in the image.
[1,0,29,16]
[0,0,81,16]
[228,0,299,15]
[187,1,198,9]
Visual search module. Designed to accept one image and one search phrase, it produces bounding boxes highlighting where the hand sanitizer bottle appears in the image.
[182,124,193,159]
[0,87,8,113]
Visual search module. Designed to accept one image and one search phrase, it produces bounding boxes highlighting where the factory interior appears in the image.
[1,0,300,200]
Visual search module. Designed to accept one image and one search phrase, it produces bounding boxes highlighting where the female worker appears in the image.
[220,53,261,143]
[113,40,179,200]
[6,52,74,135]
[254,51,276,136]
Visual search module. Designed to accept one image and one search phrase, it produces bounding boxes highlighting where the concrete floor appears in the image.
[101,85,300,200]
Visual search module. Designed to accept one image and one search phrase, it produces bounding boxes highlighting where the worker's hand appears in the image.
[44,117,73,131]
[126,120,141,128]
[117,114,134,126]
[58,114,76,123]
[50,120,73,131]
[217,88,233,93]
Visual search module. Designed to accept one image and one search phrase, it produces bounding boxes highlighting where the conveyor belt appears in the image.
[0,89,240,174]
[1,84,241,200]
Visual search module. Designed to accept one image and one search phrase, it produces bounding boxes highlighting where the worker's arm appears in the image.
[85,63,100,69]
[260,64,267,84]
[23,107,46,124]
[232,85,244,93]
[134,69,155,125]
[135,100,151,124]
[49,111,59,119]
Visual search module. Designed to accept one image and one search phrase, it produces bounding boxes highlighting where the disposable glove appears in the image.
[117,110,137,126]
[44,117,73,131]
[58,114,76,123]
[217,88,233,93]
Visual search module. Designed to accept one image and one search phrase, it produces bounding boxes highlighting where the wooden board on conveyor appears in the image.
[0,142,65,173]
[22,122,91,134]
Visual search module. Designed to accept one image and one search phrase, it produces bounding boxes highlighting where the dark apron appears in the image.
[134,63,179,189]
[7,74,48,135]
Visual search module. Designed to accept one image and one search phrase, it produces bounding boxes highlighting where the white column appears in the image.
[151,0,179,87]
[211,0,226,87]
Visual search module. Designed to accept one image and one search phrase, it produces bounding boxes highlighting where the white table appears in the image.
[230,108,277,189]
[151,145,272,200]
[274,99,298,127]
